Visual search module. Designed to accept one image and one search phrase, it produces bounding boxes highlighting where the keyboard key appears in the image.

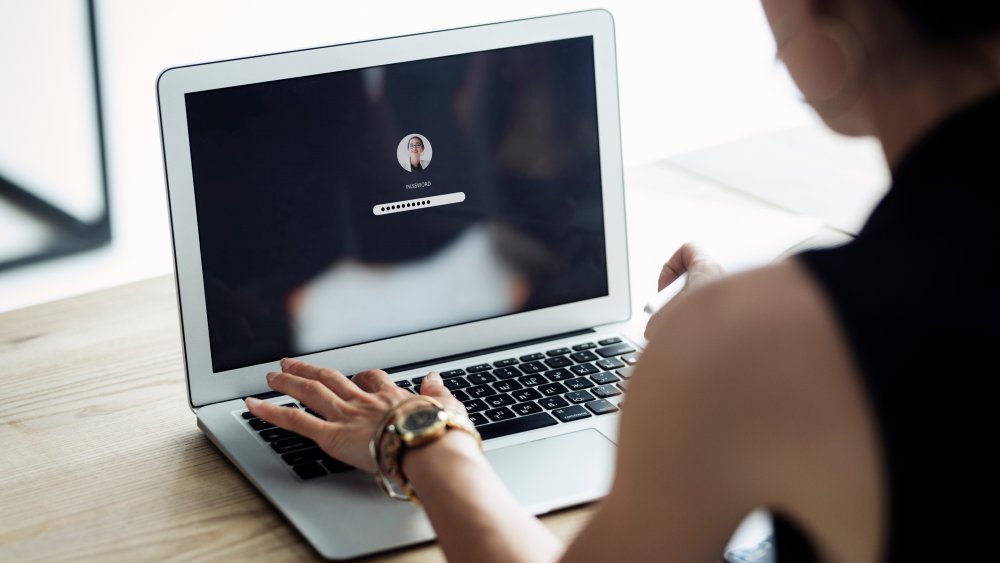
[621,354,640,365]
[304,408,325,420]
[565,390,597,404]
[519,353,545,362]
[282,447,324,466]
[462,399,489,413]
[484,394,516,408]
[570,351,600,363]
[572,342,597,351]
[467,363,492,373]
[596,358,626,370]
[468,412,489,426]
[441,369,466,379]
[598,337,622,346]
[617,366,636,379]
[492,366,523,380]
[484,407,517,423]
[292,462,327,480]
[544,356,573,369]
[241,411,256,420]
[592,384,622,399]
[590,371,620,385]
[271,436,315,454]
[395,379,412,388]
[519,361,546,374]
[518,374,549,387]
[596,343,636,358]
[411,376,425,384]
[259,428,296,442]
[570,363,600,376]
[565,378,595,391]
[585,399,619,415]
[494,379,524,393]
[321,457,354,474]
[617,380,630,392]
[249,418,275,431]
[544,368,574,381]
[444,377,471,390]
[467,384,498,399]
[281,403,299,409]
[477,412,558,440]
[493,358,518,367]
[467,372,497,385]
[552,405,592,422]
[451,389,470,402]
[538,382,569,397]
[538,396,570,410]
[511,388,542,402]
[511,401,543,416]
[546,347,571,356]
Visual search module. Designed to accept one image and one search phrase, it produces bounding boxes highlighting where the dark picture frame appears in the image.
[0,0,110,273]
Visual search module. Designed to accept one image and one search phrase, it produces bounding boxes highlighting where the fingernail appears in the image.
[426,371,441,381]
[280,357,291,368]
[266,372,277,384]
[245,397,261,410]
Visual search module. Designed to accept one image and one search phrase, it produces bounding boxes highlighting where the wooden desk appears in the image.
[0,275,596,561]
[0,163,834,561]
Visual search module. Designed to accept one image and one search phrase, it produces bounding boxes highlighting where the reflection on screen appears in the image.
[186,36,608,372]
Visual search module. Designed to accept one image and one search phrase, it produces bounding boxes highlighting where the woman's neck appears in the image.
[865,39,1000,170]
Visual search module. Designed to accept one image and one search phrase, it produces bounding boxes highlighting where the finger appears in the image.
[658,242,722,292]
[266,371,341,415]
[280,357,362,400]
[686,259,725,292]
[420,372,467,417]
[645,306,672,341]
[418,371,455,401]
[658,243,699,291]
[352,369,394,394]
[246,396,330,440]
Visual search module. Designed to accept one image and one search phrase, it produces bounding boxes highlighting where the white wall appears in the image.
[0,0,813,312]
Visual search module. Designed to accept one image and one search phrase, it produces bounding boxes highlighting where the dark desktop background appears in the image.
[185,36,609,372]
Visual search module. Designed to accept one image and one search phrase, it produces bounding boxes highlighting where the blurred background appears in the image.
[0,0,835,313]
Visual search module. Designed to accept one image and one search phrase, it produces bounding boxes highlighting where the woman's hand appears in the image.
[244,358,466,473]
[645,243,725,340]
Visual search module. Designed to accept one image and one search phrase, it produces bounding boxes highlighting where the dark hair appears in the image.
[892,0,1000,42]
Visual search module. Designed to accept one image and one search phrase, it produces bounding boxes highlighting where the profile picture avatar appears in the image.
[397,134,432,172]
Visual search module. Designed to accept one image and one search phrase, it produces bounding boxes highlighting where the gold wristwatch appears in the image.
[370,396,481,503]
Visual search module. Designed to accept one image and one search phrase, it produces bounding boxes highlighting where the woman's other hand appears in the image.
[645,243,725,340]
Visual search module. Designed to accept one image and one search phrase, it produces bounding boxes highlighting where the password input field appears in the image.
[373,192,465,215]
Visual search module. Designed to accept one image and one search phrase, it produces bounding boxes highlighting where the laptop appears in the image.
[157,9,639,559]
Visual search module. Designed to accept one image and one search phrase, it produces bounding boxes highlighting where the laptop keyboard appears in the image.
[239,336,639,481]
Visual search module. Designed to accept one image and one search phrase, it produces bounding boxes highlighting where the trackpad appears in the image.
[486,429,616,514]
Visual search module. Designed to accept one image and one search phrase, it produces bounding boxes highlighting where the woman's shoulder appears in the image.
[627,260,886,562]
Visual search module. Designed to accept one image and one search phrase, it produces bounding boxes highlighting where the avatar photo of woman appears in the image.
[396,133,432,171]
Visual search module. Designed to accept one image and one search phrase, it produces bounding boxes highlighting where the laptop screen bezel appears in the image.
[157,9,630,409]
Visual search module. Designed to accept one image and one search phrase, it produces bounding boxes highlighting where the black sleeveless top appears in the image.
[777,92,1000,562]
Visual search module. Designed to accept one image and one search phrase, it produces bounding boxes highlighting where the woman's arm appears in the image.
[404,377,563,563]
[246,363,563,563]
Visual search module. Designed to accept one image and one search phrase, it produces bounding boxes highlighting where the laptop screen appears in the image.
[185,36,608,373]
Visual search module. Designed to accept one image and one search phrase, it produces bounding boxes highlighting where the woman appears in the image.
[246,0,1000,560]
[405,135,429,171]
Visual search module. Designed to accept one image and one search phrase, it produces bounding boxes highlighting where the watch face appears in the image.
[400,408,440,433]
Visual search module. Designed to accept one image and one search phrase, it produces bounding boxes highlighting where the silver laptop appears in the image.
[157,9,638,559]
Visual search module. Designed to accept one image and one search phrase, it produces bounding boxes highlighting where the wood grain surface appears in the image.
[0,275,595,562]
